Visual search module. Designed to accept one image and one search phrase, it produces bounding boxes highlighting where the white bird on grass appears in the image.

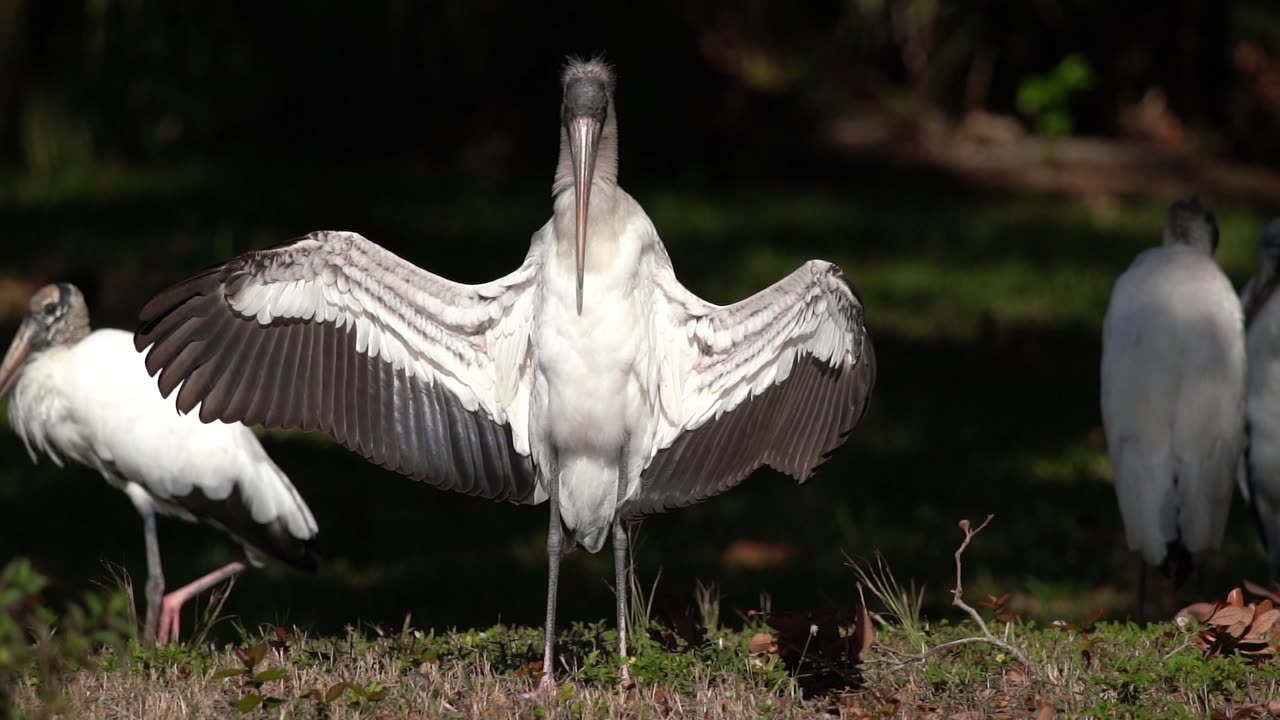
[1237,219,1280,585]
[1101,197,1245,621]
[0,282,319,644]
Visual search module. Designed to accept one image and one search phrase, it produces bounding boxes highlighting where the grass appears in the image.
[11,594,1280,718]
[1,159,1280,716]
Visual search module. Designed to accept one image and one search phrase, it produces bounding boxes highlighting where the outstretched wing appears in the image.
[134,230,542,503]
[625,256,876,518]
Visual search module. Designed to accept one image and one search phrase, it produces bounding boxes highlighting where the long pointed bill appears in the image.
[0,317,37,400]
[569,115,602,315]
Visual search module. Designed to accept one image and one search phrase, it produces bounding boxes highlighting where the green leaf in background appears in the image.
[235,693,262,713]
[253,667,288,683]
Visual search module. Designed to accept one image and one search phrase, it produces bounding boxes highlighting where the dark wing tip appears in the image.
[850,325,877,426]
[134,261,243,378]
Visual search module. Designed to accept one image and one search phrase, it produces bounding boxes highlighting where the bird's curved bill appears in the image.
[569,115,601,314]
[0,317,36,400]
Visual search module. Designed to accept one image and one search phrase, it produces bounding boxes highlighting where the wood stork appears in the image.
[0,283,319,644]
[133,57,876,685]
[1100,197,1245,621]
[1238,218,1280,584]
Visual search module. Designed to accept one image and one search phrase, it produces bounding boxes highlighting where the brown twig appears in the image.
[868,515,1033,670]
[949,515,1032,667]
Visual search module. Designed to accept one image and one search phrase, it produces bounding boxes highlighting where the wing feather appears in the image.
[135,230,541,503]
[625,258,875,518]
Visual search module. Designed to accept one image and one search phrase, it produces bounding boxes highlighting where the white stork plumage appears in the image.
[133,58,876,685]
[1238,218,1280,584]
[0,283,319,645]
[1100,197,1245,620]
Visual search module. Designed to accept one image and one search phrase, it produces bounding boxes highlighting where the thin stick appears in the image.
[949,515,1032,667]
[869,515,1032,670]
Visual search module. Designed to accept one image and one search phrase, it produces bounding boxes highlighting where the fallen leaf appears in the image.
[854,602,875,662]
[1250,608,1280,636]
[721,539,795,570]
[1228,587,1245,607]
[1208,605,1253,627]
[1176,602,1217,624]
[1245,579,1280,604]
[748,632,777,655]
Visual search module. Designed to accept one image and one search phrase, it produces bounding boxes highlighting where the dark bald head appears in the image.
[25,283,91,349]
[1162,196,1219,255]
[561,58,614,125]
[0,282,91,398]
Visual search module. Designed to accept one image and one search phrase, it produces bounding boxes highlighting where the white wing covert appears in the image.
[135,231,541,503]
[625,258,876,518]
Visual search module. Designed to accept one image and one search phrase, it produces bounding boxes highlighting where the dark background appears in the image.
[2,1,1280,635]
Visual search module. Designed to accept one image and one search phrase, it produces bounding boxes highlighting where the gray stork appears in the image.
[133,58,876,685]
[1238,218,1280,584]
[1101,198,1245,621]
[0,283,319,644]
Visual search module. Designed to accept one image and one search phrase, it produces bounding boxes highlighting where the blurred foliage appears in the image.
[1016,54,1094,138]
[0,1,1277,174]
[0,558,131,720]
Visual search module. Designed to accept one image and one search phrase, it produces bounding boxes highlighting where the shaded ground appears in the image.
[13,617,1280,719]
[0,159,1276,640]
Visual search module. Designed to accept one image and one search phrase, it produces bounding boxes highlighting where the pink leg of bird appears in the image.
[156,561,247,645]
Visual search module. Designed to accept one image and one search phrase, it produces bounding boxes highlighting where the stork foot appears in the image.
[157,595,183,645]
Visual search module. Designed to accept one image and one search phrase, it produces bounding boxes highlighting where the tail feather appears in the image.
[176,483,320,571]
[1174,439,1237,555]
[174,455,320,572]
[558,456,617,554]
[1112,445,1177,566]
[1160,539,1194,589]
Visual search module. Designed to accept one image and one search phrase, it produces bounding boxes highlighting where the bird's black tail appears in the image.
[1160,540,1194,590]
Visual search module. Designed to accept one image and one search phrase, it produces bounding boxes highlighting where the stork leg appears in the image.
[137,494,164,645]
[613,438,632,687]
[1135,559,1147,626]
[613,517,631,687]
[157,561,247,645]
[540,460,562,690]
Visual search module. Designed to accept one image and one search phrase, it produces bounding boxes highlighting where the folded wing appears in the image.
[134,230,541,503]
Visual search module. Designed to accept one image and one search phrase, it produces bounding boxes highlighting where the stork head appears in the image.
[1161,196,1219,255]
[1245,218,1280,327]
[0,283,90,399]
[558,57,616,313]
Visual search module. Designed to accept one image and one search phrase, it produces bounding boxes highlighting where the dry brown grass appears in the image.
[12,614,1280,720]
[11,524,1280,719]
[15,631,817,719]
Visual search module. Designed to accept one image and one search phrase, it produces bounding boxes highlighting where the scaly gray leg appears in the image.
[613,517,631,685]
[540,459,562,690]
[140,500,164,645]
[1135,559,1147,626]
[614,438,632,685]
